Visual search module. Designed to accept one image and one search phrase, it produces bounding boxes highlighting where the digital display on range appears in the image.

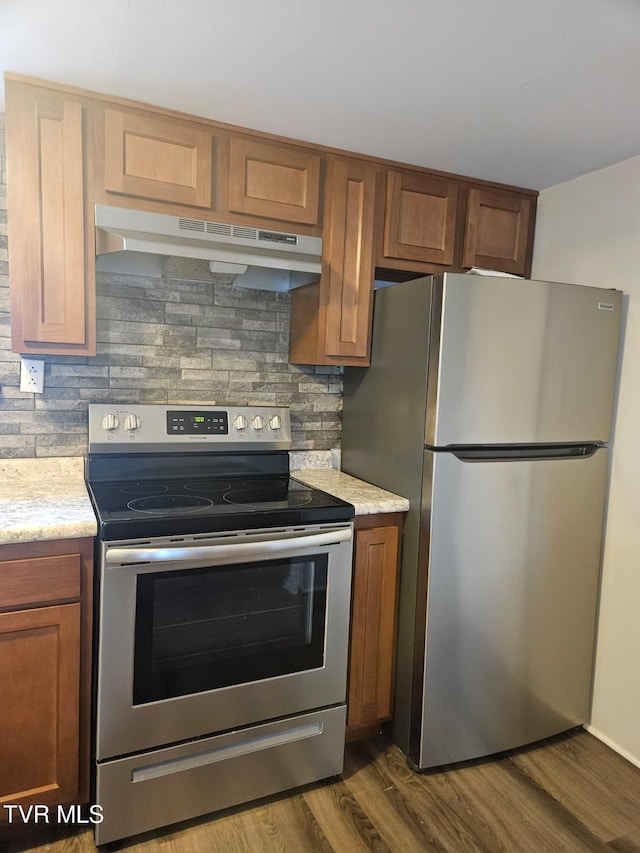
[167,411,228,435]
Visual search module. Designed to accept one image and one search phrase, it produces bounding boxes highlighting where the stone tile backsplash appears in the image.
[0,117,343,458]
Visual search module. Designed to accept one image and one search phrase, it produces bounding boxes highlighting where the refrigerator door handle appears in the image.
[428,443,603,462]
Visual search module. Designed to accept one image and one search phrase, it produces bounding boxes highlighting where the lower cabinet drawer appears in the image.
[95,705,346,846]
[0,553,82,608]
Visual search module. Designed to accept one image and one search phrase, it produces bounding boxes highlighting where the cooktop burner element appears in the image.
[223,488,313,509]
[86,404,354,540]
[127,494,214,514]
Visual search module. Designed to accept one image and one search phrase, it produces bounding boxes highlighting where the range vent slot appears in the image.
[180,218,255,239]
[178,218,206,233]
[232,225,259,241]
[205,221,234,237]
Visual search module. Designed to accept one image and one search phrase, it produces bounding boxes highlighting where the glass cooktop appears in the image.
[88,474,354,540]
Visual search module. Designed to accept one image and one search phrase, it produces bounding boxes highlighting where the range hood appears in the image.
[95,205,322,289]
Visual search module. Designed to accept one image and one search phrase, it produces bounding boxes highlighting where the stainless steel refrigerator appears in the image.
[341,272,622,770]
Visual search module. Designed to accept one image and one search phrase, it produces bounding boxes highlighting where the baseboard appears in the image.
[584,724,640,769]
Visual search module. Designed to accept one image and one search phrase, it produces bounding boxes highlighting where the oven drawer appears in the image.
[95,705,346,846]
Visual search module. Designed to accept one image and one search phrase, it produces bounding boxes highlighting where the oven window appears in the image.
[133,555,328,705]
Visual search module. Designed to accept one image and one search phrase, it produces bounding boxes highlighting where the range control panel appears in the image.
[88,404,291,452]
[167,410,229,435]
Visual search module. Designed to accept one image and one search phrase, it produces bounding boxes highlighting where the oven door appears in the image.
[96,523,353,760]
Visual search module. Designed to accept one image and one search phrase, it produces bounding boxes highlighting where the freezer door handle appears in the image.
[433,443,602,462]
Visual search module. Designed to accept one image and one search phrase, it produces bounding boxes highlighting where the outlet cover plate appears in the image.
[20,358,45,394]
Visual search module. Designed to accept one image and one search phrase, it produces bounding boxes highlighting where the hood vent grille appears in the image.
[95,205,321,287]
[177,217,206,233]
[177,217,295,246]
[232,225,260,240]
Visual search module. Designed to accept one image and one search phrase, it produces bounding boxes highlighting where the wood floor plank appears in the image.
[345,740,487,851]
[360,737,518,851]
[361,736,611,852]
[510,730,640,844]
[146,812,257,853]
[202,794,334,853]
[302,776,393,852]
[608,837,640,853]
[197,800,304,853]
[0,827,94,853]
[3,731,640,853]
[117,796,328,853]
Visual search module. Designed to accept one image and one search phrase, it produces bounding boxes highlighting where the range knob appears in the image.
[124,414,141,432]
[101,413,119,432]
[251,415,266,431]
[269,415,282,431]
[233,415,248,431]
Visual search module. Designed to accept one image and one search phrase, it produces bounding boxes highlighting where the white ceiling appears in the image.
[2,0,640,190]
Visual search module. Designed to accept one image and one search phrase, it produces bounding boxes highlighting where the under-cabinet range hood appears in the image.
[95,205,322,289]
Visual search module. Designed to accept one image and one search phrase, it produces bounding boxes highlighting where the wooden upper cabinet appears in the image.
[101,107,214,208]
[227,137,321,225]
[4,74,539,362]
[5,81,96,355]
[382,170,460,265]
[323,157,377,361]
[289,156,377,366]
[463,187,534,276]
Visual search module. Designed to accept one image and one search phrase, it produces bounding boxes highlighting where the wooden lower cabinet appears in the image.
[0,538,93,820]
[346,513,402,741]
[0,604,81,808]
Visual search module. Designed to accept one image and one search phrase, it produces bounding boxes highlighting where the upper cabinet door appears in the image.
[103,108,213,208]
[289,157,377,367]
[5,83,96,355]
[383,170,459,265]
[462,187,534,276]
[228,137,321,225]
[323,157,378,361]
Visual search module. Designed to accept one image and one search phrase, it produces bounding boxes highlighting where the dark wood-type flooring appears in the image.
[4,729,640,852]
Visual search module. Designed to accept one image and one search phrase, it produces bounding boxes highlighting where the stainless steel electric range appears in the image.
[85,404,354,846]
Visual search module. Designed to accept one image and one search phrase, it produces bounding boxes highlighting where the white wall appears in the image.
[532,154,640,766]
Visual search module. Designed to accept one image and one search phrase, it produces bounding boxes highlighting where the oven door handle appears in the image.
[105,527,352,565]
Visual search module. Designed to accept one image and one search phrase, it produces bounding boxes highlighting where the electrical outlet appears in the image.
[19,357,45,394]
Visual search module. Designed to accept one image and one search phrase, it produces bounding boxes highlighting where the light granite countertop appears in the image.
[0,457,98,545]
[291,468,410,515]
[0,452,408,545]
